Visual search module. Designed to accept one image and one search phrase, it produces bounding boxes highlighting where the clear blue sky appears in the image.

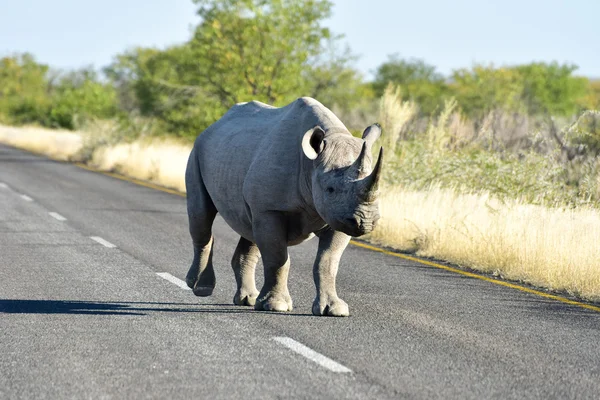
[1,0,598,79]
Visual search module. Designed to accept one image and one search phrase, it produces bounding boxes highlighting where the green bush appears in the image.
[49,78,118,129]
[372,55,448,115]
[0,54,119,129]
[0,53,51,125]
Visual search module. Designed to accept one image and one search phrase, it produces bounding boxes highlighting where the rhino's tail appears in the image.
[185,143,217,214]
[185,146,200,194]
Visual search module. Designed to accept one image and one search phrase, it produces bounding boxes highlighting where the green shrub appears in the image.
[48,72,119,129]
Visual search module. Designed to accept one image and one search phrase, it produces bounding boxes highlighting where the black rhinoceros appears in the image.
[185,97,383,316]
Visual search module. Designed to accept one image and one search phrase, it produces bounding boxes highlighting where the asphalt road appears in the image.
[1,143,600,399]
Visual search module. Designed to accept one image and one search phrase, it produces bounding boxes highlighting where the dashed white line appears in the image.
[90,236,116,248]
[0,182,9,189]
[20,194,33,202]
[273,337,352,373]
[49,212,67,221]
[156,273,191,290]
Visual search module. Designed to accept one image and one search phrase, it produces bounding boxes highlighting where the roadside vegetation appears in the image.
[2,0,600,301]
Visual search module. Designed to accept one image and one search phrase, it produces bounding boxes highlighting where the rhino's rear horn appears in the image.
[355,142,369,177]
[361,147,383,202]
[362,123,382,147]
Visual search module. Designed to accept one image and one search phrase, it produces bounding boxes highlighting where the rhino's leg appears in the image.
[312,228,351,317]
[231,237,260,306]
[185,155,218,297]
[253,213,293,312]
[186,213,216,296]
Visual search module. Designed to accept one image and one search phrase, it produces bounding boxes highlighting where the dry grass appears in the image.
[90,139,190,192]
[367,186,600,301]
[378,84,418,152]
[0,124,191,192]
[0,124,83,161]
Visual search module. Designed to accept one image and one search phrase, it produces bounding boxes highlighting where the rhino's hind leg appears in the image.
[186,234,216,296]
[231,237,260,306]
[185,151,218,297]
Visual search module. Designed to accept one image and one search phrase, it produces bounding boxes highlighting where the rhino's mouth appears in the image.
[332,216,377,237]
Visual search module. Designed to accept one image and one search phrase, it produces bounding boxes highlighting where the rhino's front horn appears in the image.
[360,147,383,202]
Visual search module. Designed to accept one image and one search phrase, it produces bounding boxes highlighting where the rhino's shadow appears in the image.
[0,299,313,317]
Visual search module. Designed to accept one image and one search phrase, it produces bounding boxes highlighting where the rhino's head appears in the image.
[302,124,383,237]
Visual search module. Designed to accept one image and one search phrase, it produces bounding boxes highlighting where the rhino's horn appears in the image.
[354,142,369,178]
[361,147,383,202]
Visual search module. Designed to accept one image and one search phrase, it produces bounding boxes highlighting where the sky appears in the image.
[0,0,598,79]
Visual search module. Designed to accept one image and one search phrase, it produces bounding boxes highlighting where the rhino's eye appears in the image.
[326,187,335,193]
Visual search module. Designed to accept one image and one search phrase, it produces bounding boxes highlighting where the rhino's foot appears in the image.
[186,266,215,297]
[233,288,259,306]
[255,292,293,312]
[191,286,214,297]
[312,296,349,317]
[186,274,215,297]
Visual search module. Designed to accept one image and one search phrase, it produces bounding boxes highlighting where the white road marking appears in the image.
[90,236,116,248]
[0,182,9,189]
[49,212,67,221]
[273,337,352,373]
[156,272,191,290]
[20,194,33,202]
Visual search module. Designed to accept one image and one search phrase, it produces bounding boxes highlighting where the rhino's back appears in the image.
[194,97,349,240]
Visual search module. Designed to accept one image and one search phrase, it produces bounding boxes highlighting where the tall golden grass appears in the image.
[90,139,190,192]
[378,83,418,151]
[368,186,600,300]
[0,124,83,161]
[0,123,191,192]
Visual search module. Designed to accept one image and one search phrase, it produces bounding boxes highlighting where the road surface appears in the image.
[1,144,599,399]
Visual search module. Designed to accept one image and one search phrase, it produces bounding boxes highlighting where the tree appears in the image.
[588,80,600,110]
[104,0,358,137]
[105,45,226,138]
[190,0,335,107]
[0,54,118,129]
[104,48,158,113]
[450,64,525,118]
[372,55,448,114]
[0,53,51,124]
[49,67,118,129]
[305,39,371,112]
[450,62,590,118]
[516,62,589,116]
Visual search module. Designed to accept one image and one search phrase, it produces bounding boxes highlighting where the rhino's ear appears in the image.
[302,126,325,160]
[362,123,382,147]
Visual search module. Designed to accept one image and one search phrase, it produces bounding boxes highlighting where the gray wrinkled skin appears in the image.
[185,97,383,316]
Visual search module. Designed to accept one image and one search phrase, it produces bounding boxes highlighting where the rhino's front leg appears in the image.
[312,228,351,317]
[253,213,293,312]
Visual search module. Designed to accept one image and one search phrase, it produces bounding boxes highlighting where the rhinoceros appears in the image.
[185,97,383,316]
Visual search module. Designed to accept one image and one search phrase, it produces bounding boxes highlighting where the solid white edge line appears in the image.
[0,182,8,189]
[90,236,116,248]
[20,194,33,202]
[273,337,352,373]
[48,212,67,221]
[156,273,192,290]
